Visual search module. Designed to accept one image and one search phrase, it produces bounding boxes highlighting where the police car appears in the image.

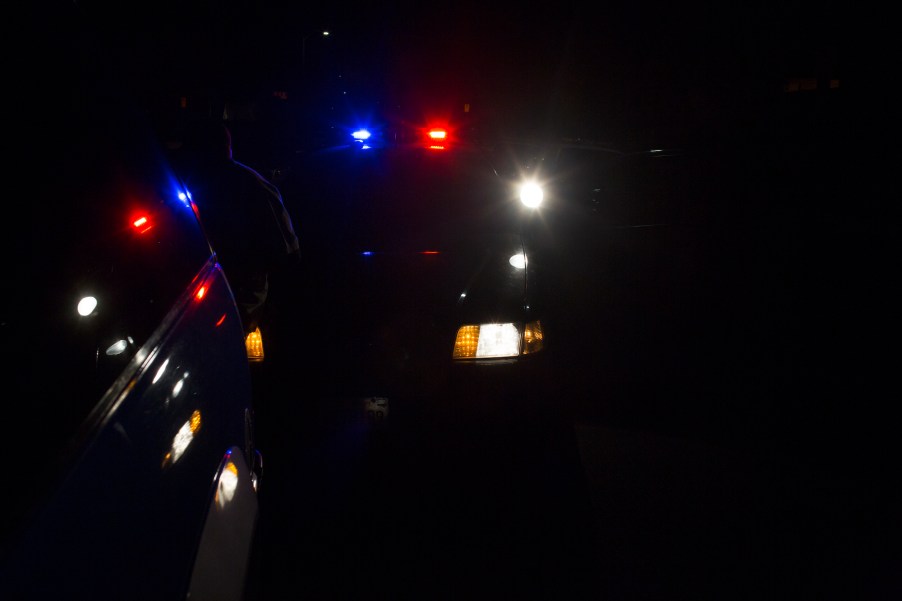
[1,18,263,601]
[278,122,554,427]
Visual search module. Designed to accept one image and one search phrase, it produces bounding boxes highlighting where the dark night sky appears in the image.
[67,1,866,149]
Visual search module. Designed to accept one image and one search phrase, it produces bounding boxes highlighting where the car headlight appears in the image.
[452,320,544,359]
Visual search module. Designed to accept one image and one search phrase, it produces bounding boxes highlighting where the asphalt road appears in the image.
[251,373,897,600]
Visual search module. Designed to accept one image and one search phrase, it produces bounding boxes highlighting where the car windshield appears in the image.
[291,145,518,253]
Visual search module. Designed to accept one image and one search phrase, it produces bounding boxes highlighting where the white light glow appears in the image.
[215,461,239,508]
[519,182,543,208]
[476,323,520,358]
[509,253,527,269]
[152,358,170,384]
[172,372,189,398]
[169,420,194,464]
[77,296,97,316]
[162,410,202,468]
[105,339,128,356]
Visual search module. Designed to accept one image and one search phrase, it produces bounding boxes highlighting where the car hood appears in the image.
[294,229,535,397]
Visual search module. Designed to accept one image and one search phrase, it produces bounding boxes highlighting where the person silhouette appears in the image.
[175,116,300,339]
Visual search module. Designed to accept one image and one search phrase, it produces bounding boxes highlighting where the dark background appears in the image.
[67,1,881,154]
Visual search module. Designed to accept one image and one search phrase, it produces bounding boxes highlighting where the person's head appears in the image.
[180,117,233,161]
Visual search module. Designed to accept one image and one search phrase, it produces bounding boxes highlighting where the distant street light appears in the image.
[301,30,330,67]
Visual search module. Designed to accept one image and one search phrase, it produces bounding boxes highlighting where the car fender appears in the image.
[187,446,259,601]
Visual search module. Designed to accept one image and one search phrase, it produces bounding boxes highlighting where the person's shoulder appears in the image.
[232,161,281,196]
[232,160,268,181]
